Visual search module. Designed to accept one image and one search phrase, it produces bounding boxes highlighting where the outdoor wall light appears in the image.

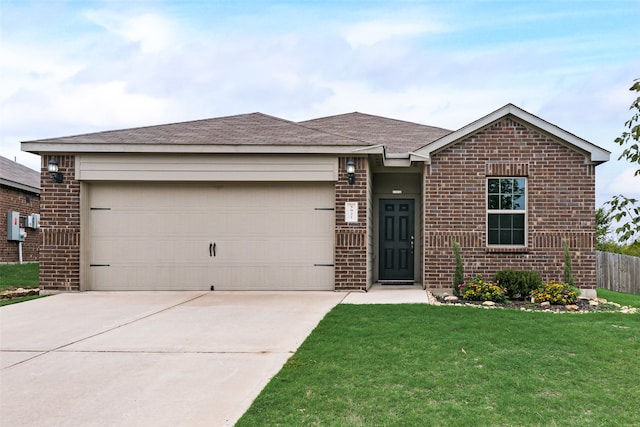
[346,158,356,185]
[48,156,64,183]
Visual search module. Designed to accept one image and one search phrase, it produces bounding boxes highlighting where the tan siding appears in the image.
[77,154,338,181]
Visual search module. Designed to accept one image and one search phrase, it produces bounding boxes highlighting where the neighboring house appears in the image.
[0,155,41,263]
[22,104,610,297]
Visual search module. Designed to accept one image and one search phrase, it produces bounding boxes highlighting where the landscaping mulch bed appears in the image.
[432,294,637,313]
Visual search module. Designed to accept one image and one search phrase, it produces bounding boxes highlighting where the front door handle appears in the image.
[410,236,414,254]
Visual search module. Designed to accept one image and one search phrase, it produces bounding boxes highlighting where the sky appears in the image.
[1,0,639,209]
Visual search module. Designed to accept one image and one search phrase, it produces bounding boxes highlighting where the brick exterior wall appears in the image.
[424,117,596,292]
[40,155,81,291]
[335,157,368,290]
[0,186,40,263]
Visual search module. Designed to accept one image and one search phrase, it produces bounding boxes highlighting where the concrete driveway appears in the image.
[0,291,346,426]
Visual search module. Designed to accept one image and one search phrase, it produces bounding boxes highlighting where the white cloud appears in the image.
[84,10,176,53]
[345,20,425,48]
[343,10,446,48]
[603,168,640,197]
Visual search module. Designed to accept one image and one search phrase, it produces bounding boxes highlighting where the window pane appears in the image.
[499,214,512,228]
[513,214,525,228]
[488,195,500,209]
[514,178,525,194]
[500,179,512,194]
[513,228,525,245]
[488,214,499,228]
[512,194,524,210]
[488,179,500,194]
[501,195,512,210]
[488,229,499,245]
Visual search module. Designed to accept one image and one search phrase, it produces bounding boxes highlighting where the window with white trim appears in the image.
[487,178,526,246]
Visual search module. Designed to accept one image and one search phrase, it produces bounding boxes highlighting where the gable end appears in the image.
[416,104,610,165]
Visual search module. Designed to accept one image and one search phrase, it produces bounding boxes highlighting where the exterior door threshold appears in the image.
[378,280,416,286]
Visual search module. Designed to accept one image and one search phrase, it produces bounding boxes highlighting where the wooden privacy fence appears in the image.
[596,251,640,295]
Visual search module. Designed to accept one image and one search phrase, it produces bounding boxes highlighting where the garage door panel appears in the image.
[91,264,209,291]
[93,238,208,264]
[212,264,334,291]
[88,182,334,291]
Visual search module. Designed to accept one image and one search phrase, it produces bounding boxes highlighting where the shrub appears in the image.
[493,270,542,299]
[451,239,464,296]
[531,280,580,305]
[459,274,508,303]
[563,240,575,287]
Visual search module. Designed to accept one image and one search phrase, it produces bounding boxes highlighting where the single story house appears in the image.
[1,155,41,263]
[22,104,610,297]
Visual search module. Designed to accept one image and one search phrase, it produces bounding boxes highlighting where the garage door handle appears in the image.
[209,242,216,257]
[213,243,216,257]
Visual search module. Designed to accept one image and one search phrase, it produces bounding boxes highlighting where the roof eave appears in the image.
[21,142,375,156]
[0,178,40,194]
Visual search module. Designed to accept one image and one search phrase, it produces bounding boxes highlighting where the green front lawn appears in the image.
[0,263,39,291]
[597,288,640,308]
[0,263,43,306]
[237,300,640,426]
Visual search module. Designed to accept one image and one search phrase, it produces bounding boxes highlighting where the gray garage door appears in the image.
[88,182,335,290]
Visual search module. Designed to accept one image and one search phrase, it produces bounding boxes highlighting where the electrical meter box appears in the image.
[7,211,20,241]
[24,213,40,229]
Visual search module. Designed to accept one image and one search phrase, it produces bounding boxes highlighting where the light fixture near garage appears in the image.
[346,158,356,185]
[48,156,64,183]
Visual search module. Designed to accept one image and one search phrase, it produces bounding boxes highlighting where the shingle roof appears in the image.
[0,155,40,193]
[29,113,368,147]
[299,112,452,154]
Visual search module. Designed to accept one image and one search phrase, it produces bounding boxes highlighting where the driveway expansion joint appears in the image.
[1,292,209,370]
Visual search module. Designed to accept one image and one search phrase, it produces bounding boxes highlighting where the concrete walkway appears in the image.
[0,287,429,426]
[342,283,430,304]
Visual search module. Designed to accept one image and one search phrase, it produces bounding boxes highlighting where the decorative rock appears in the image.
[540,301,551,308]
[589,300,599,307]
[0,287,39,300]
[444,295,459,302]
[482,301,496,306]
[565,305,579,311]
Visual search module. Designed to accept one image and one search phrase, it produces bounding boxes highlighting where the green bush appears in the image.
[493,269,542,299]
[459,274,508,303]
[531,280,580,305]
[451,239,464,296]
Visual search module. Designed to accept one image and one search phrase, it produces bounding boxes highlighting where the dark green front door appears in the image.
[379,199,414,281]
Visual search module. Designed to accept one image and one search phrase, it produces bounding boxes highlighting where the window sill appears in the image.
[486,246,529,254]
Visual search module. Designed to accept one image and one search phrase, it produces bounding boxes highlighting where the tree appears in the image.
[595,207,613,248]
[607,79,640,243]
[451,239,464,296]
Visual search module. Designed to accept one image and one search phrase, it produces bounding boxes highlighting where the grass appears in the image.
[597,288,640,308]
[0,263,44,306]
[0,295,45,307]
[0,263,39,291]
[237,301,640,426]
